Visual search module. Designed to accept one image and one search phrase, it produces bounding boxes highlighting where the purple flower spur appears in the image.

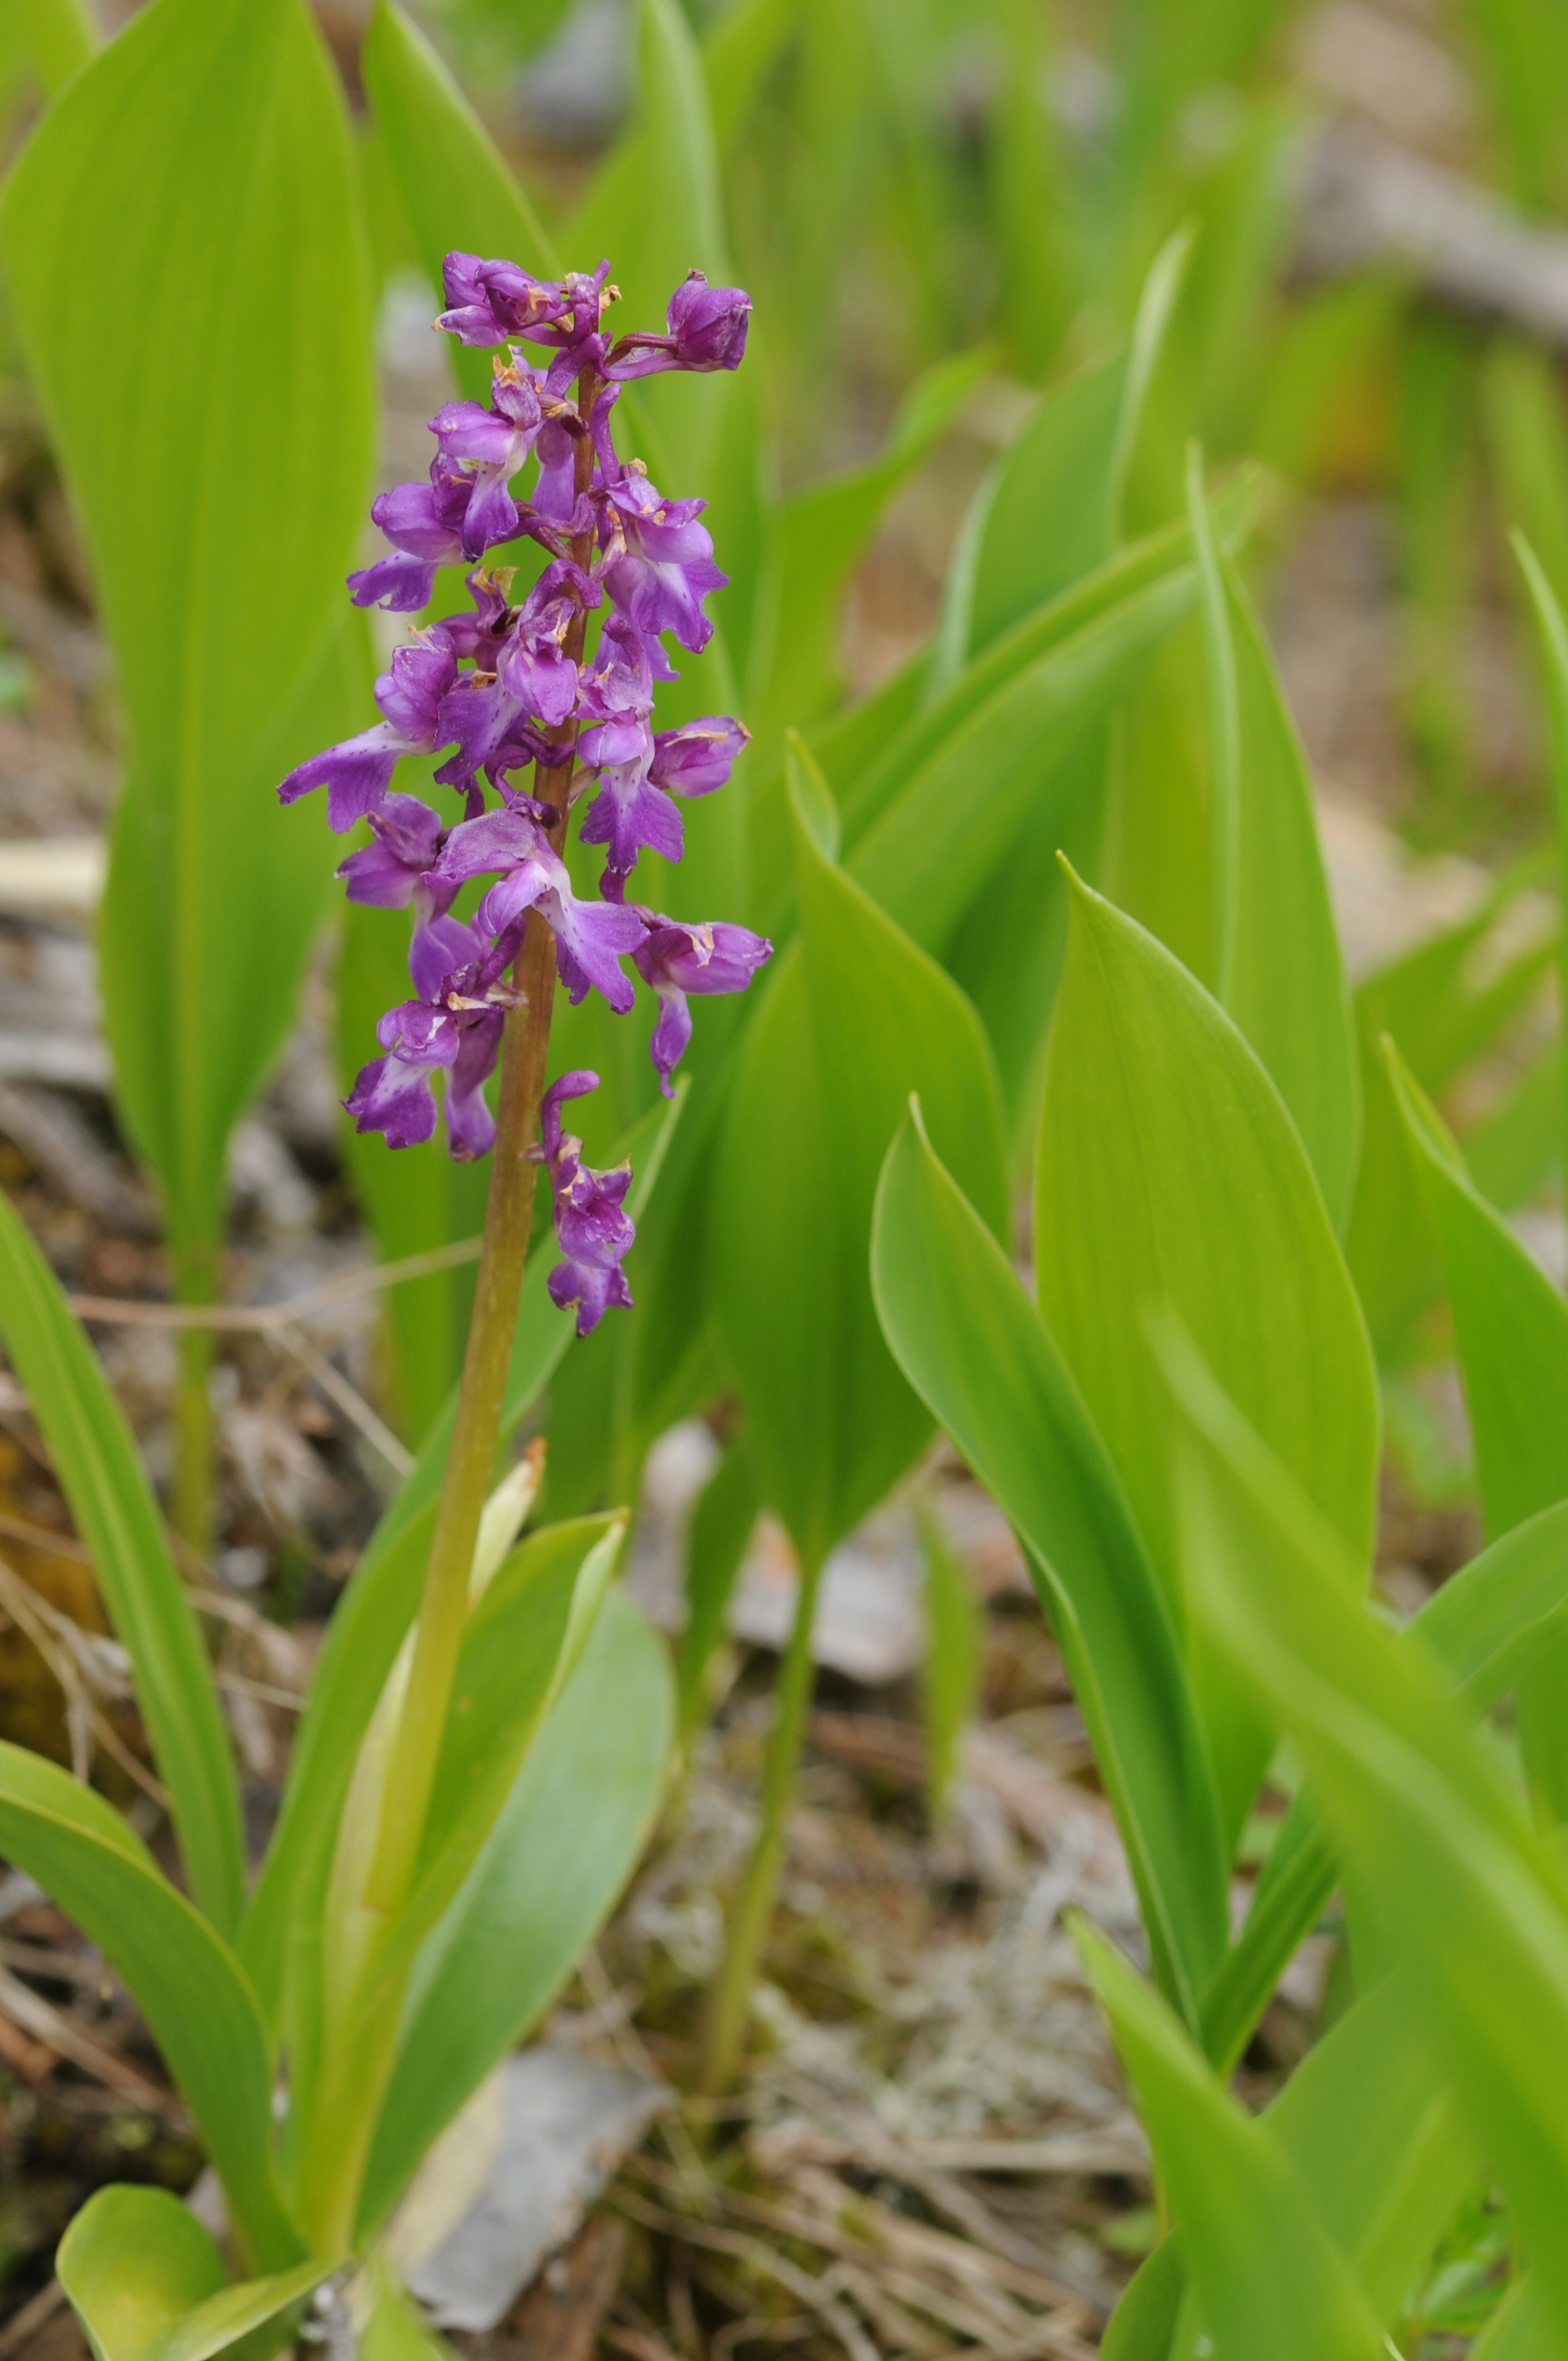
[279,250,771,1330]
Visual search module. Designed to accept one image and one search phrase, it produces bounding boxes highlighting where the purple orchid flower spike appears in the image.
[607,271,752,379]
[281,246,756,1321]
[540,1070,634,1334]
[279,641,457,831]
[634,915,773,1094]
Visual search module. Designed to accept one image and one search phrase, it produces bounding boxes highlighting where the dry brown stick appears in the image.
[608,2186,881,2361]
[66,1234,484,1332]
[275,1322,414,1478]
[0,2281,68,2361]
[0,1556,167,1807]
[0,1962,171,2114]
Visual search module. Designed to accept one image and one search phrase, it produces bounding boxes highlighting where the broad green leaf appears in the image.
[838,480,1254,868]
[358,1587,672,2231]
[1187,473,1359,1225]
[1385,1051,1568,1540]
[870,1106,1228,2025]
[16,0,93,95]
[0,1743,295,2266]
[918,1499,984,1818]
[0,1192,242,1935]
[59,2188,327,2361]
[357,2263,450,2361]
[936,227,1189,680]
[1514,532,1568,1201]
[677,1437,760,1739]
[295,1519,619,2227]
[1205,1492,1568,2070]
[1470,2280,1552,2361]
[715,754,1008,1567]
[336,902,487,1446]
[752,348,990,746]
[239,1501,438,2034]
[1387,1047,1568,1816]
[362,0,557,405]
[1491,356,1568,616]
[1073,1915,1386,2361]
[850,562,1197,955]
[1101,2245,1186,2361]
[1169,1340,1568,2343]
[1034,874,1378,1840]
[0,0,375,1261]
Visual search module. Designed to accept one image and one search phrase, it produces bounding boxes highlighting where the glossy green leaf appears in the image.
[716,752,1008,1567]
[936,227,1189,679]
[16,0,93,95]
[360,1587,672,2231]
[1187,473,1359,1225]
[871,1106,1228,2025]
[1204,1492,1568,2071]
[1169,1339,1568,2343]
[1034,874,1378,1838]
[362,0,557,404]
[1074,1915,1386,2361]
[1469,2280,1552,2361]
[59,2188,326,2361]
[0,0,374,1261]
[0,1190,242,1934]
[1387,1046,1568,1816]
[0,1742,294,2266]
[1514,532,1568,1203]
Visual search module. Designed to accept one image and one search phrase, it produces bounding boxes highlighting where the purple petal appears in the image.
[578,766,684,874]
[649,715,748,797]
[445,1008,504,1160]
[279,725,403,833]
[348,551,441,612]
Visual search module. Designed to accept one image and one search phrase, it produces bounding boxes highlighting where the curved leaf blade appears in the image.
[59,2188,327,2361]
[0,1744,294,2266]
[359,1587,672,2231]
[0,1192,242,1934]
[870,1106,1227,2025]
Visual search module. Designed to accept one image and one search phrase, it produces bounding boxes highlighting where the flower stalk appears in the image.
[275,249,767,2250]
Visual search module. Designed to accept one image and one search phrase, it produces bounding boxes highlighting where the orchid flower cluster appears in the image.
[277,253,771,1331]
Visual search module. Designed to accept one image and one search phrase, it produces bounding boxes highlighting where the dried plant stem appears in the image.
[698,1552,824,2094]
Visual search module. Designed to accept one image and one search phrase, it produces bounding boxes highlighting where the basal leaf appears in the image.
[715,752,1007,1567]
[1387,1045,1568,1816]
[358,1587,672,2231]
[0,1744,295,2267]
[1169,1338,1568,2343]
[1074,1915,1386,2361]
[59,2188,327,2361]
[0,0,375,1261]
[1187,474,1359,1225]
[1034,874,1378,1840]
[0,1192,242,1935]
[16,0,93,95]
[871,1106,1227,2025]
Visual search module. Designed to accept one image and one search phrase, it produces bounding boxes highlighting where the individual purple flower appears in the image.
[434,805,647,1012]
[633,915,773,1094]
[436,253,574,348]
[598,469,727,652]
[650,715,749,797]
[344,991,502,1160]
[607,271,752,379]
[540,1070,634,1334]
[429,366,545,558]
[279,640,457,832]
[430,568,516,662]
[348,461,473,612]
[578,750,682,877]
[336,794,468,1000]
